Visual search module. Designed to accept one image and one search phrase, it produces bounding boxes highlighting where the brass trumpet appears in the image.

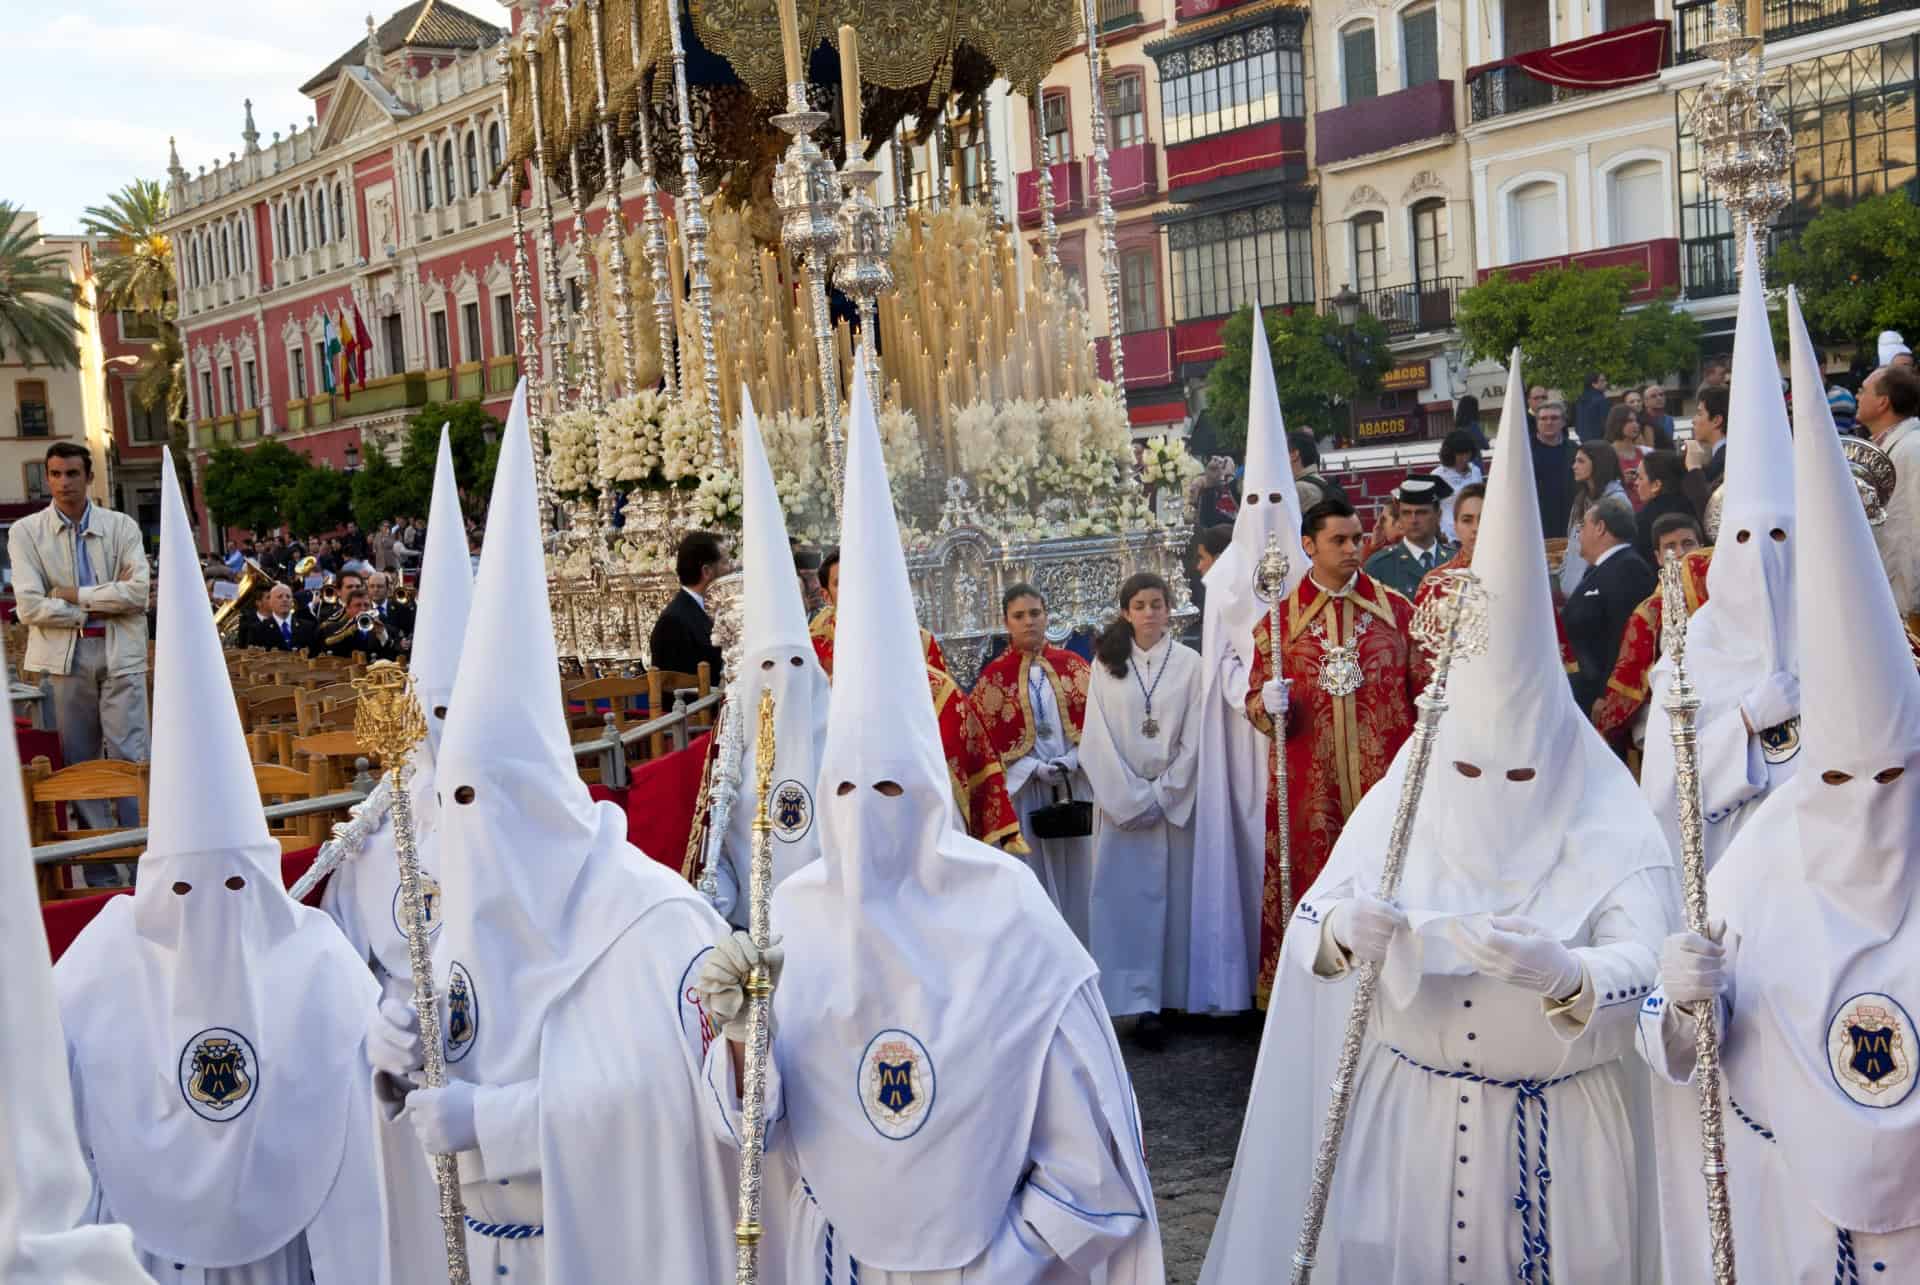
[214,559,271,644]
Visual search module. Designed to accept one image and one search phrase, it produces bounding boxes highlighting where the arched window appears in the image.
[189,238,201,288]
[334,183,347,241]
[278,204,290,257]
[1351,210,1386,293]
[420,147,435,210]
[315,191,328,245]
[487,122,503,180]
[1411,197,1448,286]
[235,220,247,271]
[298,197,310,252]
[1508,180,1561,261]
[441,139,457,203]
[1608,159,1665,246]
[465,131,481,194]
[1341,22,1378,104]
[220,227,232,276]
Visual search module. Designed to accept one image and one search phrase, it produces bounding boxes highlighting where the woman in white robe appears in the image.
[1080,572,1202,1020]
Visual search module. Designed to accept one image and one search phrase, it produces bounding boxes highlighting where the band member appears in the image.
[693,367,1165,1282]
[1641,295,1920,1280]
[367,383,739,1282]
[56,452,386,1283]
[311,586,398,661]
[1203,364,1675,1284]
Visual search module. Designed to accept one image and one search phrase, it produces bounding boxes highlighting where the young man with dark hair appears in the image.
[1682,383,1731,518]
[649,530,730,682]
[7,442,150,848]
[1240,492,1418,1002]
[1575,370,1612,441]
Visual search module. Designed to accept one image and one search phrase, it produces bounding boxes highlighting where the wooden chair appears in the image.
[292,730,379,795]
[296,683,361,736]
[644,664,710,759]
[30,759,149,899]
[241,688,301,734]
[564,675,652,735]
[253,760,332,850]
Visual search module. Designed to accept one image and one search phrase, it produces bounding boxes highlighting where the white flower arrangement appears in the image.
[1139,434,1203,489]
[691,466,744,530]
[658,398,706,484]
[545,407,599,499]
[601,390,667,485]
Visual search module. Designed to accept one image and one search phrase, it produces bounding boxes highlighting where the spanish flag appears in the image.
[337,307,358,401]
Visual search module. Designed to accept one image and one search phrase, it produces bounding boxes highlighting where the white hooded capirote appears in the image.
[1202,355,1677,1284]
[1640,290,1920,1281]
[415,379,737,1284]
[705,386,830,928]
[1642,233,1800,871]
[0,630,151,1283]
[699,363,1165,1283]
[323,424,472,996]
[1189,299,1305,1013]
[1879,329,1912,367]
[55,449,383,1284]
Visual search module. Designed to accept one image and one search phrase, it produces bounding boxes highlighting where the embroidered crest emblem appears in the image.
[445,962,478,1063]
[860,1028,935,1140]
[392,873,443,939]
[179,1028,258,1122]
[1312,614,1371,698]
[1760,716,1801,765]
[1828,992,1916,1108]
[771,779,814,843]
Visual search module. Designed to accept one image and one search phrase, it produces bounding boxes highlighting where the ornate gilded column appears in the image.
[1032,88,1060,277]
[1081,0,1125,389]
[628,0,678,399]
[497,42,556,525]
[524,26,574,413]
[663,0,726,460]
[1689,0,1790,285]
[586,0,640,395]
[773,90,847,513]
[551,3,607,414]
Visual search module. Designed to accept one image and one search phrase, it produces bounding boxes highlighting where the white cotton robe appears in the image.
[1079,635,1202,1017]
[703,979,1161,1284]
[1005,659,1094,943]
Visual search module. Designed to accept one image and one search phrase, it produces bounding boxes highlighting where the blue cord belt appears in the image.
[463,1217,544,1239]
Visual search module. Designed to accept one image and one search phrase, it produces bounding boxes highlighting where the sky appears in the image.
[2,0,461,234]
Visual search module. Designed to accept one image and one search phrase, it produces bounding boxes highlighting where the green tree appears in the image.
[0,202,82,368]
[1771,192,1920,351]
[282,466,354,538]
[1204,305,1394,453]
[203,440,308,536]
[401,399,502,508]
[82,179,173,316]
[350,449,416,531]
[1457,264,1700,397]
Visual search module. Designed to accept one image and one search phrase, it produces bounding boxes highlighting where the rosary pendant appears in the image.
[1142,716,1160,739]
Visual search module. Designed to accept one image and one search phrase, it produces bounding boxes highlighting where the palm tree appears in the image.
[83,179,173,316]
[0,202,82,368]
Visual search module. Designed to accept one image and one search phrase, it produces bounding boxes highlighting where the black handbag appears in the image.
[1028,778,1094,841]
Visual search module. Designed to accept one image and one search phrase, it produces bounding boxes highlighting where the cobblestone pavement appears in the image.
[1121,1012,1266,1284]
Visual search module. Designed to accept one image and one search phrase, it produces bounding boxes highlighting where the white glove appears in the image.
[366,996,424,1084]
[404,1079,480,1155]
[693,930,786,1043]
[1327,893,1407,965]
[1261,678,1291,717]
[1659,926,1726,1007]
[1448,915,1584,999]
[1740,671,1799,733]
[1034,759,1065,787]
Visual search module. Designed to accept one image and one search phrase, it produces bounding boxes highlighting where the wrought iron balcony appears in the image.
[1468,64,1594,123]
[1675,0,1920,63]
[1016,162,1087,227]
[1097,0,1144,32]
[1325,278,1463,339]
[1466,21,1671,124]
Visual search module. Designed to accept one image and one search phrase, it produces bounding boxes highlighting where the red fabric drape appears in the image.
[588,732,712,876]
[41,845,323,964]
[1465,20,1670,90]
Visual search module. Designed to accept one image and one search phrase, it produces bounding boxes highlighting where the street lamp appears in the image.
[1330,284,1364,444]
[1332,283,1362,328]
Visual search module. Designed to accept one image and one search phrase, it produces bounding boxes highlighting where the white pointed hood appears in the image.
[772,363,1096,1270]
[1704,291,1920,1236]
[436,380,673,1085]
[1312,355,1673,998]
[411,425,474,759]
[0,628,151,1282]
[714,386,830,925]
[51,451,374,1267]
[1699,232,1797,690]
[1879,329,1911,367]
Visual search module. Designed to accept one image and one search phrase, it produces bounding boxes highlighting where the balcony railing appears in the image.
[1315,79,1455,166]
[1016,161,1087,228]
[1098,0,1144,31]
[1466,22,1671,124]
[1328,278,1463,339]
[1094,141,1159,207]
[1093,327,1179,388]
[1675,0,1920,62]
[1175,0,1256,20]
[1468,65,1596,123]
[283,371,434,432]
[1478,238,1683,300]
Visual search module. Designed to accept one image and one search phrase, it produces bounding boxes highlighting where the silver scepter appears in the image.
[1290,568,1489,1284]
[287,774,391,902]
[355,662,470,1285]
[735,688,779,1284]
[1660,549,1738,1284]
[1256,534,1294,930]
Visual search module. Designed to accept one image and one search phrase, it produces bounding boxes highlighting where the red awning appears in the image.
[1465,19,1671,91]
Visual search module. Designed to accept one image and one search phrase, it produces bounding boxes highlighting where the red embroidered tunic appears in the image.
[970,646,1091,765]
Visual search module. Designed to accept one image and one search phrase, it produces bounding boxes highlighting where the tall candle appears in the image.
[776,0,804,87]
[838,25,863,158]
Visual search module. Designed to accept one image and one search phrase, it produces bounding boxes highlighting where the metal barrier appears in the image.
[30,688,723,867]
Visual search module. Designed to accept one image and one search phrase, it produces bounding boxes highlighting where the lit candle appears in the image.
[777,0,804,88]
[838,24,863,158]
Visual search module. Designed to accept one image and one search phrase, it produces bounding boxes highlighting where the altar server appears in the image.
[1639,291,1920,1282]
[322,425,472,998]
[1,670,151,1282]
[55,451,384,1283]
[371,380,738,1283]
[1080,572,1203,1031]
[1201,360,1676,1284]
[1641,235,1801,871]
[703,389,830,928]
[1189,299,1305,1013]
[694,366,1165,1283]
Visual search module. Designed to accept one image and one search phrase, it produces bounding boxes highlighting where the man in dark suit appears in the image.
[310,587,399,661]
[1564,494,1657,714]
[649,530,730,683]
[1681,382,1729,520]
[366,571,414,638]
[242,581,317,652]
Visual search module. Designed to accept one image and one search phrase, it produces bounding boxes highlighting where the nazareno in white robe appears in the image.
[1005,658,1094,944]
[703,979,1161,1284]
[1078,634,1202,1017]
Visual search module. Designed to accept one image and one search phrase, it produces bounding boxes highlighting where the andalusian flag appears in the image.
[320,315,339,395]
[337,307,358,400]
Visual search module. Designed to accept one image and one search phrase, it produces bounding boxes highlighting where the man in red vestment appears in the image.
[808,549,1023,853]
[1590,541,1711,740]
[1246,496,1416,1004]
